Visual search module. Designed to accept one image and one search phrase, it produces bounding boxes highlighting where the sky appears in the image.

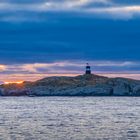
[0,0,140,82]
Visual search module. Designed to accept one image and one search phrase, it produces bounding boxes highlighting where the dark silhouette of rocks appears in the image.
[1,74,140,96]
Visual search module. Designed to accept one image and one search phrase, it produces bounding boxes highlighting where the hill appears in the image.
[1,74,140,96]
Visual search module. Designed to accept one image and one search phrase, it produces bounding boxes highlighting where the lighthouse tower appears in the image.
[85,63,91,74]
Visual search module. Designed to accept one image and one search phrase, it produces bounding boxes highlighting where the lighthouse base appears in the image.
[86,71,91,74]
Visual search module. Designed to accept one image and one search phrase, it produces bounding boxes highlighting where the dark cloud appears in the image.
[0,18,140,64]
[0,0,139,80]
[112,0,140,5]
[0,0,45,4]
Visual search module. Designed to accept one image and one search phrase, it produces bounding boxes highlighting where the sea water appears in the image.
[0,97,140,140]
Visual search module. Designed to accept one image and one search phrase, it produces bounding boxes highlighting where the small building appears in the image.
[85,63,91,74]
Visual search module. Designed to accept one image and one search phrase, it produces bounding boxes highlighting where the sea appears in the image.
[0,97,140,140]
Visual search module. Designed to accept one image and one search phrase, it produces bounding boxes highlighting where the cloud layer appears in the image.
[0,1,140,81]
[1,61,140,81]
[0,0,140,21]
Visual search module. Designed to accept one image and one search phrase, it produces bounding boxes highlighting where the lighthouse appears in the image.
[85,63,91,74]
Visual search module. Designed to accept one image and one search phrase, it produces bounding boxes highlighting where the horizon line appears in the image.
[1,73,140,83]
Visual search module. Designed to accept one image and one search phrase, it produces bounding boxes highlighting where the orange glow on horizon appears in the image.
[4,81,24,85]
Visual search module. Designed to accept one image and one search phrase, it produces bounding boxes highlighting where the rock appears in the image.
[0,88,3,96]
[2,89,28,96]
[133,85,140,96]
[111,78,132,96]
[28,85,112,96]
[106,78,139,96]
[1,74,140,96]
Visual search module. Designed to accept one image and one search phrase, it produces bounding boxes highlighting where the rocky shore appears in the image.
[1,74,140,96]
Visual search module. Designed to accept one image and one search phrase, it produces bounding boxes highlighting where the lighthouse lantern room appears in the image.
[85,63,91,74]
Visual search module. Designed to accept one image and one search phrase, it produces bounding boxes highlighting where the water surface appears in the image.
[0,97,140,140]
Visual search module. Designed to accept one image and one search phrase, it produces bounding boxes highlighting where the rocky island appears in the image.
[1,74,140,96]
[0,64,140,96]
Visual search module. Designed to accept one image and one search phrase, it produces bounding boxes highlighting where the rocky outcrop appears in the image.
[0,83,28,96]
[1,74,140,96]
[26,85,112,96]
[1,89,28,96]
[106,78,140,96]
[132,85,140,96]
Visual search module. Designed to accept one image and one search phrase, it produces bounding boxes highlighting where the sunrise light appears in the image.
[4,81,24,85]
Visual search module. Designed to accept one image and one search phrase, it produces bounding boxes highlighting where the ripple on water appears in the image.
[0,97,140,140]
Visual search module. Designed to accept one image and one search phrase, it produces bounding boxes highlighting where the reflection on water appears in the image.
[0,97,140,140]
